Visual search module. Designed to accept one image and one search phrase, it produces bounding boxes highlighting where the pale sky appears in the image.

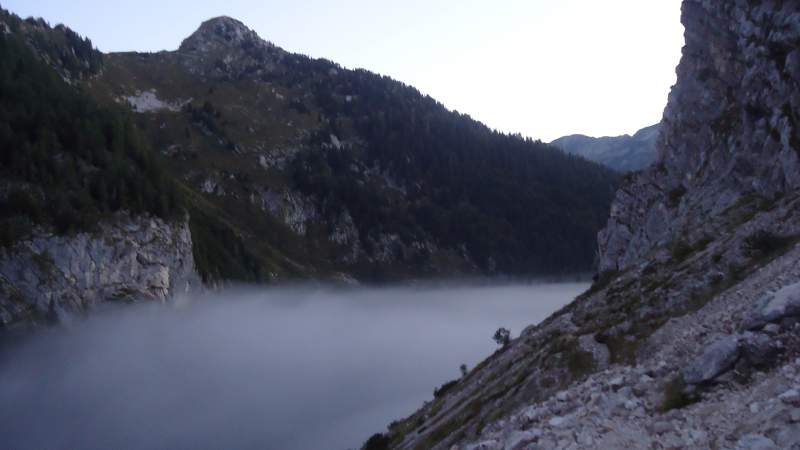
[4,0,684,141]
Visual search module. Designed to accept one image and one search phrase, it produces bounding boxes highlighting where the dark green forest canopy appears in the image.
[0,23,180,244]
[281,56,620,274]
[0,8,620,280]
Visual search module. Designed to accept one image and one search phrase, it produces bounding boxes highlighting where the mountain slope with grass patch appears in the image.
[0,7,619,327]
[87,16,620,282]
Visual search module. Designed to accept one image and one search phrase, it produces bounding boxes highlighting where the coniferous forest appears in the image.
[0,9,620,280]
[0,25,180,246]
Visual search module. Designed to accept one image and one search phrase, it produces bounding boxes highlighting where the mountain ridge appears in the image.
[0,7,618,326]
[95,14,620,279]
[551,123,660,172]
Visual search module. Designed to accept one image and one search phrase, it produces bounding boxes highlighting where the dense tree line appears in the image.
[0,7,619,278]
[281,56,620,274]
[0,29,179,245]
[0,17,263,282]
[1,9,103,79]
[156,25,620,276]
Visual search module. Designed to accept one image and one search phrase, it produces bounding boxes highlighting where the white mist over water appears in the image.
[0,282,586,450]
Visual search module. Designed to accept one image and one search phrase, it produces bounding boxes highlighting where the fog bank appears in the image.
[0,282,586,450]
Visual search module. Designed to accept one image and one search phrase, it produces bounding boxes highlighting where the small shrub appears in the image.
[493,327,511,348]
[5,190,43,222]
[0,217,33,248]
[670,240,693,262]
[743,230,794,258]
[584,269,619,297]
[566,346,596,379]
[693,235,713,253]
[622,171,637,183]
[361,433,390,450]
[728,263,747,282]
[31,250,54,274]
[597,332,642,365]
[667,185,687,208]
[433,379,459,398]
[658,377,697,412]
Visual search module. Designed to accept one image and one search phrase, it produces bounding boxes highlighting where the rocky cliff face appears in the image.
[377,2,800,448]
[0,214,199,328]
[599,0,800,273]
[0,11,201,329]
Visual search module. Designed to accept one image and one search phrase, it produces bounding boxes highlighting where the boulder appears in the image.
[740,332,780,368]
[779,389,800,407]
[504,429,541,450]
[548,415,574,428]
[745,282,800,330]
[682,335,741,384]
[774,424,800,449]
[735,434,778,450]
[649,421,673,435]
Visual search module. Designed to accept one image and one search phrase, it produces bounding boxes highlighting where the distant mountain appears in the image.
[551,124,660,172]
[0,8,620,326]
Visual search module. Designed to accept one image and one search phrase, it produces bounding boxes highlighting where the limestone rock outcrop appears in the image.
[0,214,199,327]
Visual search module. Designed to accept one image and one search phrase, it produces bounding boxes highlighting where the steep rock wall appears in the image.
[599,0,800,272]
[0,214,199,327]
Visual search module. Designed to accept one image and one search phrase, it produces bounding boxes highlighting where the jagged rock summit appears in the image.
[179,16,272,53]
[177,15,284,79]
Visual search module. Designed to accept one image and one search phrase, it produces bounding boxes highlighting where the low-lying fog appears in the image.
[0,282,587,450]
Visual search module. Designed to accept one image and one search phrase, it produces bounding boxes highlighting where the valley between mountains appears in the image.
[0,8,620,325]
[2,1,800,450]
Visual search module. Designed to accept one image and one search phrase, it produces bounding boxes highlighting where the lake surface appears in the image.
[0,282,587,450]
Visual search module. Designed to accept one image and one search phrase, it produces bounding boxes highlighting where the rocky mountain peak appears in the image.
[179,16,271,54]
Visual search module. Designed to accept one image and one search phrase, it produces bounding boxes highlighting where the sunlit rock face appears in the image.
[599,0,800,272]
[0,214,199,327]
